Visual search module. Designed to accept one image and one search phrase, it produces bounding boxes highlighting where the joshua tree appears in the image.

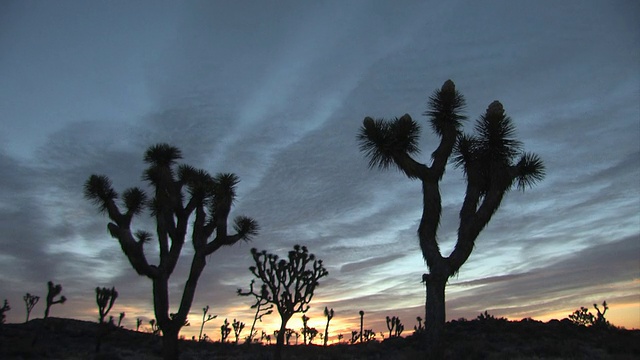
[117,312,125,327]
[220,318,231,343]
[358,310,364,343]
[96,287,118,324]
[238,245,328,360]
[323,307,334,346]
[414,316,425,334]
[0,299,10,324]
[386,316,404,338]
[593,301,610,327]
[237,279,274,344]
[149,319,161,335]
[301,314,310,345]
[358,80,545,356]
[136,318,142,332]
[232,319,245,344]
[84,144,258,360]
[198,305,217,342]
[44,281,66,319]
[23,293,39,323]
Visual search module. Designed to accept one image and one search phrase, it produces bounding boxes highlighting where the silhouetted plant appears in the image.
[337,333,344,343]
[0,299,10,325]
[358,310,364,343]
[136,318,142,332]
[117,312,125,327]
[220,318,231,343]
[149,319,161,335]
[323,306,334,346]
[198,305,217,342]
[232,319,245,344]
[386,316,404,337]
[237,279,274,344]
[44,281,66,319]
[414,316,425,334]
[593,301,611,328]
[285,328,296,345]
[260,330,271,345]
[568,306,594,326]
[84,143,258,360]
[358,80,545,356]
[304,326,319,345]
[238,244,328,360]
[23,293,39,323]
[301,314,310,345]
[363,329,376,342]
[349,330,358,344]
[95,287,118,324]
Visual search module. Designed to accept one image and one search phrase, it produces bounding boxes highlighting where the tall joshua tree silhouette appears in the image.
[44,281,66,319]
[323,306,334,346]
[23,293,39,323]
[238,245,328,360]
[96,287,118,324]
[84,144,258,360]
[358,80,545,357]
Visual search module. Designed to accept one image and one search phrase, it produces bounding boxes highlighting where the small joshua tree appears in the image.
[237,280,274,344]
[44,281,66,319]
[386,316,404,338]
[198,305,217,342]
[118,312,125,327]
[150,319,161,335]
[568,306,594,326]
[136,318,142,332]
[593,301,611,328]
[323,307,334,346]
[232,319,245,344]
[358,310,364,343]
[350,330,358,344]
[238,245,328,360]
[414,316,425,334]
[23,293,40,323]
[1,299,10,325]
[301,314,310,345]
[363,329,376,342]
[84,144,258,360]
[220,318,231,343]
[96,287,118,324]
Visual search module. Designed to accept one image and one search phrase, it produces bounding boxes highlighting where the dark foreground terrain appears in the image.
[1,317,638,359]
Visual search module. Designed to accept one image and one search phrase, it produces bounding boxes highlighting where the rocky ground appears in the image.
[1,317,638,359]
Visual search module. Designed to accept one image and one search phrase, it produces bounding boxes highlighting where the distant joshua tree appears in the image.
[358,80,545,357]
[198,305,217,342]
[238,245,328,360]
[84,144,258,360]
[386,316,404,338]
[95,287,118,324]
[1,299,10,325]
[323,307,334,346]
[238,280,274,344]
[118,312,125,327]
[414,316,425,334]
[44,281,66,319]
[23,293,39,323]
[220,318,231,343]
[136,317,142,332]
[358,310,364,343]
[232,319,245,344]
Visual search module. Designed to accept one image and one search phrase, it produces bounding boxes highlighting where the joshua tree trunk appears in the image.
[274,315,290,360]
[161,325,180,360]
[424,273,447,359]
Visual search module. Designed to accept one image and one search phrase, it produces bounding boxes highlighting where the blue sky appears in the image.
[1,1,638,338]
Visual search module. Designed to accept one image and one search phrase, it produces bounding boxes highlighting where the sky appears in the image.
[0,0,638,341]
